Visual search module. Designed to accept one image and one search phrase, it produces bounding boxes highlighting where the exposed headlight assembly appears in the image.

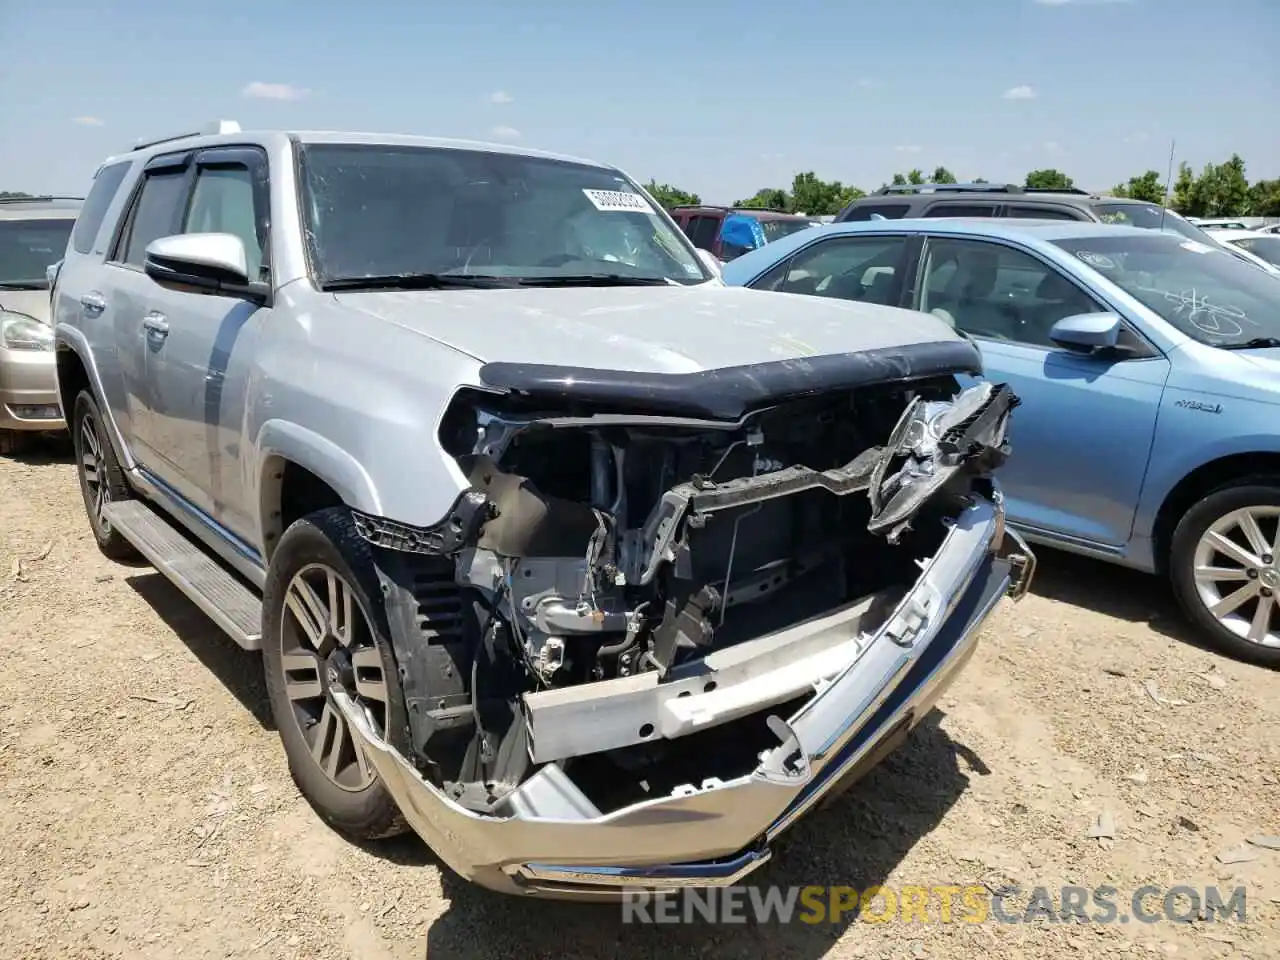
[1,311,54,351]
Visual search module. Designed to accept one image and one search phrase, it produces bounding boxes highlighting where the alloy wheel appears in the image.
[277,563,390,791]
[78,413,110,526]
[1192,505,1280,649]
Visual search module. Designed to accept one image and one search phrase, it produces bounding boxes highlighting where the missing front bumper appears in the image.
[333,492,1034,898]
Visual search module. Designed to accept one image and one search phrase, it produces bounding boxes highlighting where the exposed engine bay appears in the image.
[353,372,1018,816]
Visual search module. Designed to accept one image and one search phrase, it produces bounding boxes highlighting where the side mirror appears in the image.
[144,233,268,302]
[1049,312,1123,353]
[695,248,723,277]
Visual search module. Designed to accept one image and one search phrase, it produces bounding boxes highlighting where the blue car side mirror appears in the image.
[1049,312,1123,352]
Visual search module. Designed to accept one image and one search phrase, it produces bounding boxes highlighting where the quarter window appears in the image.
[72,161,131,255]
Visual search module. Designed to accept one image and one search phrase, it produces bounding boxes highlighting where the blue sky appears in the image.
[2,0,1277,203]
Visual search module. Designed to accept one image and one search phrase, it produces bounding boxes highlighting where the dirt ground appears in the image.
[1,437,1277,960]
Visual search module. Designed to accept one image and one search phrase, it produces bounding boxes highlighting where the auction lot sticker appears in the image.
[584,189,653,213]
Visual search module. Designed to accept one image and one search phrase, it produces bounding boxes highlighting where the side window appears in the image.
[840,203,910,221]
[923,203,997,218]
[763,236,909,305]
[1007,205,1084,221]
[72,161,132,255]
[113,169,189,268]
[183,164,267,281]
[686,215,720,251]
[918,238,1106,347]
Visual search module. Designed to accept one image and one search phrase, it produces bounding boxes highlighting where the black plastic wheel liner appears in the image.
[477,341,984,421]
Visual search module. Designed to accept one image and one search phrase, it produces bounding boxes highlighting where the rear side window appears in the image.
[923,203,997,218]
[1007,205,1083,221]
[71,161,131,255]
[840,203,910,221]
[114,170,189,267]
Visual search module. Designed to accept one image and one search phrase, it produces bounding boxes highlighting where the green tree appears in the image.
[907,169,925,185]
[931,166,958,184]
[0,191,34,199]
[1110,170,1165,204]
[1024,169,1075,190]
[1247,178,1280,217]
[734,187,790,210]
[642,180,699,208]
[1170,162,1198,215]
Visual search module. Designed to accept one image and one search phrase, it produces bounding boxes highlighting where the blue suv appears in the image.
[723,218,1280,667]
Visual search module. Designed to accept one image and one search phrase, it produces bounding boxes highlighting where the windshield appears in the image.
[1233,236,1280,269]
[0,218,74,288]
[760,219,818,242]
[1090,202,1217,244]
[298,143,710,287]
[1052,233,1280,347]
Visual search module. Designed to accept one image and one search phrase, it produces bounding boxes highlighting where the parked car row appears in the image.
[4,121,1277,907]
[720,214,1280,668]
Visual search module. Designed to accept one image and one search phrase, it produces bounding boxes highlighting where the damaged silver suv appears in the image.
[53,121,1035,897]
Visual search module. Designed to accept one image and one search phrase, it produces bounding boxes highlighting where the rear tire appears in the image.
[71,390,139,561]
[1169,478,1280,668]
[261,506,409,840]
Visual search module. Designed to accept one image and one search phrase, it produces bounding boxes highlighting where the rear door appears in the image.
[911,234,1171,548]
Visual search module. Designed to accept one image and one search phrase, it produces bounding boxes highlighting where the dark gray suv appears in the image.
[834,182,1221,245]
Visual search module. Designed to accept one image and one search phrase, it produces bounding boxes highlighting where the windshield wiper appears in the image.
[514,274,674,287]
[320,273,513,292]
[0,280,47,290]
[1219,337,1280,350]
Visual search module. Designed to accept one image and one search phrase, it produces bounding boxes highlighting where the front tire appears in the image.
[1169,479,1280,668]
[71,390,139,561]
[261,506,409,840]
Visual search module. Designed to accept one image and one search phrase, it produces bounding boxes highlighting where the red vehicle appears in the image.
[668,205,820,261]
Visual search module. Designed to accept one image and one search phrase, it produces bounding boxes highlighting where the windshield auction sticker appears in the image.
[583,189,653,213]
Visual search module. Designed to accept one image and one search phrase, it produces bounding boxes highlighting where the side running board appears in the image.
[102,500,263,650]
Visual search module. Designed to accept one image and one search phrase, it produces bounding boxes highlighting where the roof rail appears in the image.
[1021,186,1090,195]
[131,119,241,152]
[0,194,84,204]
[874,182,1024,196]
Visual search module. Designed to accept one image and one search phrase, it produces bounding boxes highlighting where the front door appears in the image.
[912,235,1171,548]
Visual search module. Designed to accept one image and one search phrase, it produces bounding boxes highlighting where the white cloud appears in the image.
[894,145,922,154]
[1043,140,1064,155]
[1124,131,1150,145]
[240,81,311,101]
[490,125,521,141]
[487,90,514,104]
[71,116,104,126]
[1002,85,1037,100]
[855,78,882,89]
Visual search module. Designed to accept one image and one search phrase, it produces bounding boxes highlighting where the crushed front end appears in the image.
[337,348,1035,897]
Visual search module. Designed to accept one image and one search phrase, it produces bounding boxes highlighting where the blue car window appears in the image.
[920,238,1104,347]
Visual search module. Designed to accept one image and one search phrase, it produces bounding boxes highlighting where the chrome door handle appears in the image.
[142,312,170,336]
[80,292,106,315]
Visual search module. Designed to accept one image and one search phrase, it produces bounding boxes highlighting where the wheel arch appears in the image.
[1151,451,1280,573]
[255,419,382,563]
[53,333,134,470]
